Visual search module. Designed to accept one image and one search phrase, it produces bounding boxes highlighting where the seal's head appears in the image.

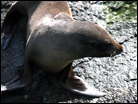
[72,21,123,58]
[51,20,123,59]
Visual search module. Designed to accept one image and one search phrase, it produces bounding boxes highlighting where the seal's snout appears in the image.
[116,43,123,54]
[111,43,123,57]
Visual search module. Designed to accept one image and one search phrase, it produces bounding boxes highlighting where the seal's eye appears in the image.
[98,43,113,51]
[85,40,96,45]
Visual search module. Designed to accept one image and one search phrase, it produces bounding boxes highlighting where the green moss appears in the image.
[103,1,137,24]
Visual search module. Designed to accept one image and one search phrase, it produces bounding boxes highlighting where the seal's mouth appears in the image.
[110,48,123,57]
[109,42,123,57]
[110,50,118,57]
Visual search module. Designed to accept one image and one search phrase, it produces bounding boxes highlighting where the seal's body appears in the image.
[1,1,123,97]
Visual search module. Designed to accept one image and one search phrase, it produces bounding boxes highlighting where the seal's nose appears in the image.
[115,43,123,55]
[109,42,123,57]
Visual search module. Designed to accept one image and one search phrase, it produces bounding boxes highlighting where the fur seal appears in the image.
[1,1,123,97]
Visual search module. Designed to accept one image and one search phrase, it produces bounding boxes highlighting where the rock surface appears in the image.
[1,1,137,103]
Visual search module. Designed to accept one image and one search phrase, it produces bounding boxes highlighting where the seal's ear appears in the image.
[53,13,73,21]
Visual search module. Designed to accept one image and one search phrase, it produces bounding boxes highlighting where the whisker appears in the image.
[110,50,117,57]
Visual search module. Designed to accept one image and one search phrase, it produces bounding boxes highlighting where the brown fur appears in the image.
[1,1,123,97]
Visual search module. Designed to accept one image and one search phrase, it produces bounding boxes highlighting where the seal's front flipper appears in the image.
[1,2,26,50]
[60,63,106,97]
[1,33,14,50]
[1,74,28,91]
[1,59,33,91]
